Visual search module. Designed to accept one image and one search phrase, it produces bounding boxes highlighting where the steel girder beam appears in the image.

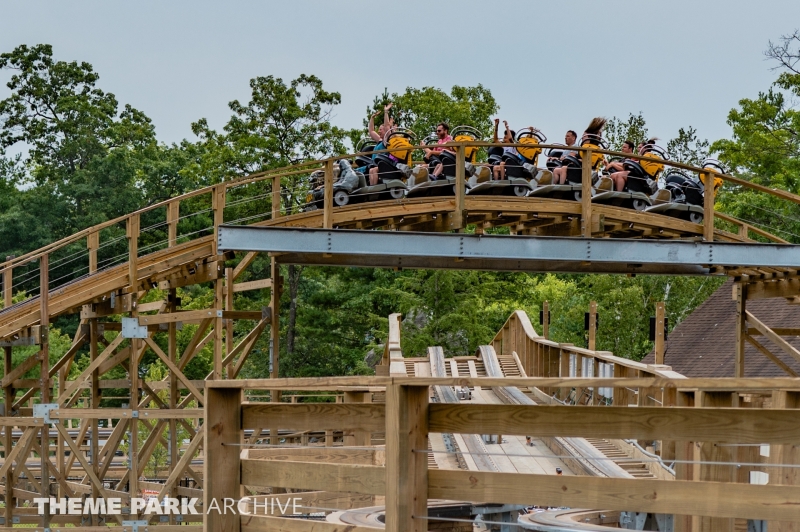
[218,226,800,275]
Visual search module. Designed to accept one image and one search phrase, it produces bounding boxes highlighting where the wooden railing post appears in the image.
[3,255,12,308]
[581,148,593,238]
[451,144,466,231]
[87,231,98,274]
[272,175,281,220]
[204,385,242,532]
[167,199,180,248]
[542,300,550,339]
[212,185,225,255]
[703,171,715,241]
[127,214,139,289]
[654,301,666,364]
[588,301,597,350]
[323,159,334,229]
[39,253,50,528]
[385,383,428,532]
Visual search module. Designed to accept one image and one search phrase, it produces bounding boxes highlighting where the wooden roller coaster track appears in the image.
[0,142,799,531]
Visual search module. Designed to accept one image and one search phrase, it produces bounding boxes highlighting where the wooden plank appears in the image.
[747,279,800,300]
[242,515,381,532]
[144,337,205,405]
[229,277,272,294]
[204,386,242,532]
[207,375,800,391]
[0,352,41,387]
[249,490,377,511]
[385,383,428,532]
[427,403,800,443]
[746,310,800,364]
[242,403,385,432]
[246,447,383,465]
[428,469,800,521]
[746,335,798,377]
[139,309,221,325]
[241,459,384,495]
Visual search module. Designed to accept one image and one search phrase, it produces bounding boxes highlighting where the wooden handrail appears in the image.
[3,139,798,274]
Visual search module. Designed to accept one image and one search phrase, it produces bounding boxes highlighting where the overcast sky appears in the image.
[2,0,799,149]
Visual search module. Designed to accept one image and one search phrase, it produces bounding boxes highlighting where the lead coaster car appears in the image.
[406,126,485,198]
[592,144,667,211]
[468,128,546,197]
[309,158,407,208]
[645,159,725,223]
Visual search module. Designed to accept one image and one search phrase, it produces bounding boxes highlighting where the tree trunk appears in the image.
[285,265,303,357]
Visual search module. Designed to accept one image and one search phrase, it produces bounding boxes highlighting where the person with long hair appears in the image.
[553,117,607,185]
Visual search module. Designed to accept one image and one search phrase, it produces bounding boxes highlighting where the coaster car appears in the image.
[469,128,546,197]
[529,135,605,201]
[406,126,486,197]
[645,159,725,223]
[308,157,407,208]
[592,144,666,211]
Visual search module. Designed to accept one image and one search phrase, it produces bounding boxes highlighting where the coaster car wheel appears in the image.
[334,190,350,206]
[632,198,648,211]
[513,185,529,197]
[689,211,703,224]
[389,187,405,199]
[574,190,582,201]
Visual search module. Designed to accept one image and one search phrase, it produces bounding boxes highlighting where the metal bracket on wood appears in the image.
[121,317,148,339]
[262,306,272,320]
[32,402,58,424]
[122,520,148,532]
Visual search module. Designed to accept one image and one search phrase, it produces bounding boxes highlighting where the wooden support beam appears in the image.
[167,199,180,248]
[735,284,747,377]
[654,301,665,364]
[745,335,798,377]
[144,337,205,405]
[581,149,593,238]
[703,172,715,242]
[385,383,428,532]
[127,214,139,288]
[323,159,334,229]
[588,300,597,351]
[242,403,385,432]
[427,403,800,443]
[204,386,242,532]
[427,469,800,522]
[87,231,98,274]
[450,144,465,231]
[241,460,384,495]
[746,310,800,364]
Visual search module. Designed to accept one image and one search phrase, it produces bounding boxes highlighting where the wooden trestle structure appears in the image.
[0,142,799,531]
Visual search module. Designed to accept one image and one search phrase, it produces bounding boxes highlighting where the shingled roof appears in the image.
[641,280,800,377]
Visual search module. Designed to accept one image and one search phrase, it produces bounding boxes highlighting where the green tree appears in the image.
[0,44,172,257]
[711,31,800,242]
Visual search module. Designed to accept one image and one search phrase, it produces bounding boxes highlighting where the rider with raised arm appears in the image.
[366,103,394,186]
[490,119,518,180]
